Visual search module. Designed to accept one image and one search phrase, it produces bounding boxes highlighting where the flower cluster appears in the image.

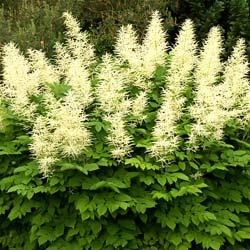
[115,11,167,79]
[190,33,249,147]
[1,43,39,120]
[30,93,91,176]
[96,54,133,159]
[1,11,249,176]
[1,12,93,176]
[151,19,197,160]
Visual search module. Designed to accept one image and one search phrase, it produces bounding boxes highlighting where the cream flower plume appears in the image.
[151,19,197,160]
[189,27,223,144]
[62,12,94,65]
[1,43,39,120]
[105,112,133,159]
[190,38,249,145]
[27,49,60,86]
[30,91,91,176]
[140,11,167,77]
[115,11,167,79]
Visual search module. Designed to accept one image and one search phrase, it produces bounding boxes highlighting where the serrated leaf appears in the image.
[169,233,182,246]
[156,175,166,186]
[235,228,250,239]
[75,195,89,214]
[90,221,102,234]
[97,204,107,217]
[166,217,176,230]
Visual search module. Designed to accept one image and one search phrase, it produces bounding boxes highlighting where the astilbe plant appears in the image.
[2,11,250,250]
[0,11,249,176]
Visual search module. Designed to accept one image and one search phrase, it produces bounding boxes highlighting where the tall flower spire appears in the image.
[27,49,60,86]
[151,19,197,160]
[62,11,94,65]
[115,11,167,79]
[189,27,223,145]
[140,11,167,77]
[96,54,132,159]
[55,12,94,108]
[30,92,91,176]
[1,43,39,120]
[189,37,249,146]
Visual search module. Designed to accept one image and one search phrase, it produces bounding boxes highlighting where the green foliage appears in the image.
[0,0,83,57]
[1,0,249,60]
[1,63,250,249]
[167,0,250,59]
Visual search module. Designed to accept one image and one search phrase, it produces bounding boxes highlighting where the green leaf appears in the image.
[151,191,172,202]
[178,161,186,170]
[83,163,99,173]
[60,162,99,175]
[97,204,107,217]
[189,162,199,170]
[75,195,89,214]
[235,228,250,240]
[91,239,103,250]
[48,82,70,98]
[90,221,102,234]
[168,233,182,246]
[156,175,166,186]
[166,217,176,230]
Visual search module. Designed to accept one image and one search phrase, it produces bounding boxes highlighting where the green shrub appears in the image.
[0,0,175,57]
[1,0,249,60]
[76,0,174,55]
[0,0,83,57]
[166,0,250,60]
[1,12,250,250]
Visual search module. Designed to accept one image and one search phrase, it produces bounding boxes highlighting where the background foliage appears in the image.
[0,0,249,57]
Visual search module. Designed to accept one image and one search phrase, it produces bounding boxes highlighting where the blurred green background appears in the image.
[0,0,249,59]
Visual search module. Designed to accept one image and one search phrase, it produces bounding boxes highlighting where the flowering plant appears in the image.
[0,12,250,250]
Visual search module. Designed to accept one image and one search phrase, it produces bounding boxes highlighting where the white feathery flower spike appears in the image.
[27,49,60,86]
[96,54,133,158]
[54,42,72,76]
[151,92,185,159]
[30,116,59,176]
[55,13,94,108]
[105,112,133,159]
[115,11,167,79]
[220,39,249,111]
[64,58,93,107]
[151,19,197,160]
[190,38,249,146]
[62,12,95,66]
[189,27,223,144]
[216,39,249,126]
[167,19,197,94]
[45,92,91,158]
[115,24,141,69]
[131,92,148,122]
[30,91,91,176]
[96,54,130,114]
[141,11,167,77]
[1,43,40,120]
[195,26,223,88]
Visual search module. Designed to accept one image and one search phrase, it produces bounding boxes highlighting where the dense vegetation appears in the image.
[0,0,249,58]
[0,2,250,250]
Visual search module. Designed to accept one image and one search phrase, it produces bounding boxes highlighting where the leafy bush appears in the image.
[167,0,250,60]
[1,0,249,60]
[0,0,83,57]
[0,0,175,57]
[1,12,250,250]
